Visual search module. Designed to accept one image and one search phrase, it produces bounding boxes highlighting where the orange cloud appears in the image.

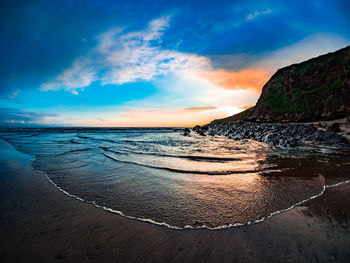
[239,105,255,110]
[184,106,217,112]
[199,68,272,92]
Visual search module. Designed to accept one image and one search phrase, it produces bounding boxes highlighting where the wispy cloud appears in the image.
[255,33,350,70]
[41,58,96,94]
[210,33,350,72]
[8,89,20,99]
[0,108,61,125]
[94,117,108,122]
[184,106,217,112]
[246,9,272,21]
[41,16,209,93]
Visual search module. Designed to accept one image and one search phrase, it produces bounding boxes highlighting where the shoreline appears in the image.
[30,151,350,231]
[1,139,350,262]
[8,137,350,231]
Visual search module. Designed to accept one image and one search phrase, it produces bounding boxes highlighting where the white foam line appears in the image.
[34,157,350,230]
[6,139,350,231]
[31,162,85,202]
[326,180,350,188]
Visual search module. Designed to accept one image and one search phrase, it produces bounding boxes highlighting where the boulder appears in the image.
[183,128,191,136]
[327,123,341,133]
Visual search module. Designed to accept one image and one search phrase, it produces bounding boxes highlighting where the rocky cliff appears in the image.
[211,45,350,124]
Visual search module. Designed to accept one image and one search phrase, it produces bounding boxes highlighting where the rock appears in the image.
[183,128,191,136]
[192,125,206,136]
[99,146,109,151]
[327,123,341,133]
[198,131,206,136]
[192,125,201,132]
[183,131,191,136]
[204,121,349,148]
[201,125,209,131]
[184,128,191,133]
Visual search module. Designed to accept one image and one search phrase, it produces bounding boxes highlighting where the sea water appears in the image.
[1,127,349,229]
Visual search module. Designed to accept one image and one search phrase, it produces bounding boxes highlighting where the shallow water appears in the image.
[1,127,349,229]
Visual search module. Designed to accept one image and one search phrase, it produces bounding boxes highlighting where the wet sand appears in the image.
[0,139,349,263]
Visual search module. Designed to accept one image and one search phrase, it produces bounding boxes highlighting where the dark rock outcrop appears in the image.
[185,121,349,148]
[192,125,206,136]
[327,123,341,133]
[183,128,191,136]
[205,122,349,148]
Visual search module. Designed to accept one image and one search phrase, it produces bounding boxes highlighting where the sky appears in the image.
[1,0,350,127]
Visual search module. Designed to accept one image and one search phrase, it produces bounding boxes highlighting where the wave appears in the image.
[55,147,91,156]
[101,147,242,162]
[70,139,82,144]
[77,135,90,139]
[122,139,156,144]
[0,133,42,138]
[99,146,127,154]
[121,139,194,147]
[77,135,117,143]
[103,153,274,175]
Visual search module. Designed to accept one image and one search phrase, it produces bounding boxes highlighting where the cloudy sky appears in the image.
[1,0,350,126]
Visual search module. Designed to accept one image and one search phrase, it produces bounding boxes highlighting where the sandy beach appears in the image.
[0,139,349,263]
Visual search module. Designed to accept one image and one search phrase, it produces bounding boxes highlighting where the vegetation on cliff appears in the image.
[263,78,343,115]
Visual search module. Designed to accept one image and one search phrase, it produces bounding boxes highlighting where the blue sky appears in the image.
[1,0,350,126]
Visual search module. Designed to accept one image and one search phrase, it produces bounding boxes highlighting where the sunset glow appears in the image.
[1,0,349,127]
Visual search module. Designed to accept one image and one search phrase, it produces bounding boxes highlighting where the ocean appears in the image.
[1,127,349,229]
